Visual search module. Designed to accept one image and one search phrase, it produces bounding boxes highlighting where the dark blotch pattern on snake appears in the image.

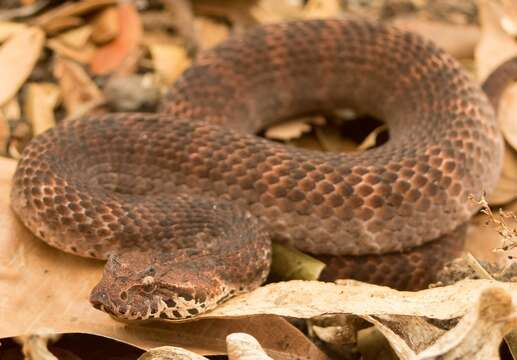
[10,20,505,320]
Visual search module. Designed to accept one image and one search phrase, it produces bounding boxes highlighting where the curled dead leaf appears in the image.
[148,43,190,85]
[91,7,119,44]
[24,82,61,135]
[226,333,273,360]
[0,21,27,43]
[265,119,312,140]
[89,3,142,75]
[34,0,117,33]
[0,27,44,106]
[416,287,516,359]
[53,57,104,119]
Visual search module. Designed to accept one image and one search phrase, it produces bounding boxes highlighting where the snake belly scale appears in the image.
[10,20,503,320]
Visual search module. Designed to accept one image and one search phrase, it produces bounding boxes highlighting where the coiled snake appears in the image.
[10,20,507,320]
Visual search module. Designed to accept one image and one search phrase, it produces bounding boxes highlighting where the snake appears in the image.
[10,19,507,320]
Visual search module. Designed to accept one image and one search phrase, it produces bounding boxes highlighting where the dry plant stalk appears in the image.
[471,194,517,252]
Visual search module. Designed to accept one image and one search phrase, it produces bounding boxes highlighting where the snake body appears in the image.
[11,20,504,320]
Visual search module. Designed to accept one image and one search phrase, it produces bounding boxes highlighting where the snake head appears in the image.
[89,249,238,320]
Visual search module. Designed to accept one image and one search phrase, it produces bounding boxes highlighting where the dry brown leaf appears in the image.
[33,0,117,33]
[53,57,104,119]
[194,17,230,50]
[138,346,208,360]
[148,43,191,85]
[192,1,258,31]
[476,0,517,80]
[24,83,61,135]
[42,16,84,34]
[251,0,303,24]
[56,24,92,48]
[315,125,358,153]
[0,21,27,42]
[226,333,273,360]
[0,27,44,106]
[391,17,480,59]
[365,316,445,360]
[47,38,96,64]
[265,119,312,140]
[90,3,142,75]
[162,0,197,53]
[357,124,389,151]
[302,0,342,19]
[310,314,368,357]
[417,288,516,359]
[0,112,8,155]
[1,97,21,120]
[91,6,119,44]
[488,143,517,205]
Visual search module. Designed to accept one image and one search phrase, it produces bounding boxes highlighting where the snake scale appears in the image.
[11,20,507,320]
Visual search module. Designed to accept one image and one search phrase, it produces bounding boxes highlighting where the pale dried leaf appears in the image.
[42,16,83,34]
[265,119,311,140]
[0,112,8,155]
[499,85,517,152]
[251,0,303,24]
[0,27,44,106]
[315,126,358,153]
[302,0,342,19]
[53,57,104,119]
[47,38,96,64]
[1,96,21,120]
[17,333,61,360]
[499,0,517,36]
[205,279,517,320]
[148,43,190,85]
[488,144,517,205]
[57,25,92,48]
[310,314,367,357]
[138,346,208,360]
[365,315,446,360]
[226,333,273,360]
[391,17,480,59]
[194,17,230,50]
[476,0,517,80]
[417,288,516,359]
[24,82,61,135]
[34,0,117,32]
[357,124,388,150]
[91,6,119,44]
[0,21,27,43]
[192,1,258,30]
[90,3,142,75]
[162,0,197,53]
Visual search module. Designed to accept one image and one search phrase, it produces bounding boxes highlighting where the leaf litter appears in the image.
[1,0,517,359]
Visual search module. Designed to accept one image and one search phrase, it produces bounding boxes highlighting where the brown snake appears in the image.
[10,20,508,320]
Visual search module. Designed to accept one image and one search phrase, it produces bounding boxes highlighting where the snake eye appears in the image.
[120,291,128,300]
[144,266,156,275]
